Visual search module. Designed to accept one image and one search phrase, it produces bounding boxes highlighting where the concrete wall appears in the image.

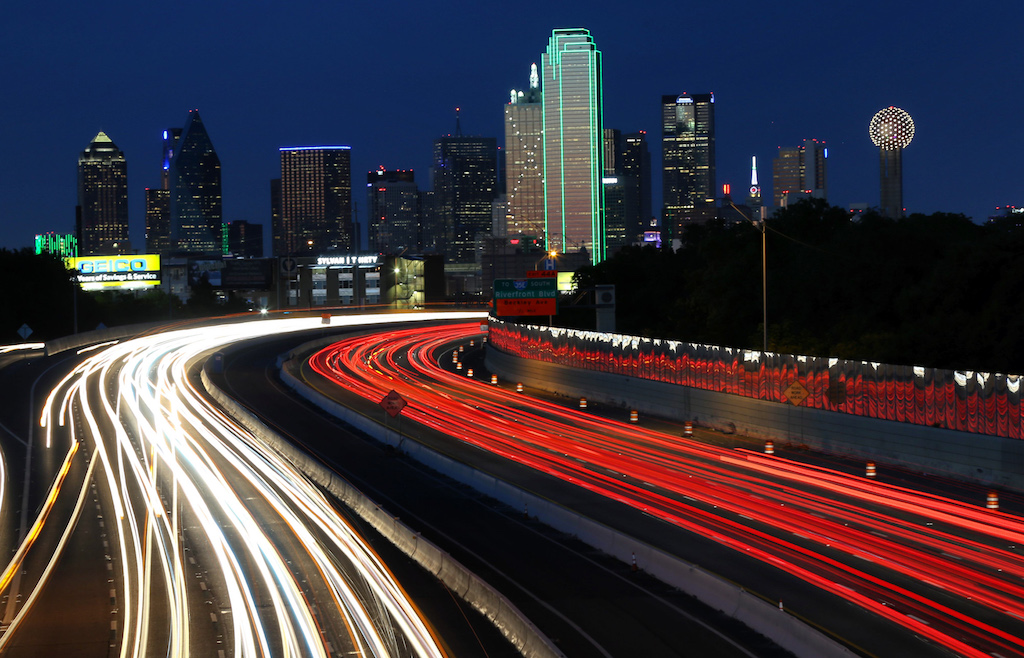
[485,346,1024,492]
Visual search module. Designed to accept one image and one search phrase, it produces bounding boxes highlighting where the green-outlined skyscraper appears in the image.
[542,28,605,265]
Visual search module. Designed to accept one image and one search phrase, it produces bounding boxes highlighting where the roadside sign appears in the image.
[17,324,32,340]
[379,389,408,417]
[493,278,557,298]
[527,270,557,278]
[783,380,809,406]
[493,277,558,317]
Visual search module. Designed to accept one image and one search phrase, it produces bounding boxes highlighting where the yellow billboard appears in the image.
[66,254,161,290]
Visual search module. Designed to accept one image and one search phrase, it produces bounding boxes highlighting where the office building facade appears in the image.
[277,146,353,256]
[662,93,716,237]
[169,110,222,255]
[542,28,605,264]
[367,168,420,254]
[504,63,545,240]
[77,132,129,255]
[772,139,827,208]
[430,136,498,264]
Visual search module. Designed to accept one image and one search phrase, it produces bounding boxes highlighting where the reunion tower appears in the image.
[869,106,915,218]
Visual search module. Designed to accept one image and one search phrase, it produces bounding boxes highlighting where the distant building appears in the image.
[277,146,353,256]
[772,139,827,208]
[145,188,171,255]
[747,156,763,220]
[662,93,716,238]
[227,220,264,258]
[367,168,420,254]
[169,110,222,255]
[77,132,129,255]
[504,63,545,240]
[35,233,78,258]
[430,134,498,264]
[543,28,605,264]
[622,131,653,233]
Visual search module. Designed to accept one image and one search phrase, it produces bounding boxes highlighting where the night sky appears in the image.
[2,0,1020,254]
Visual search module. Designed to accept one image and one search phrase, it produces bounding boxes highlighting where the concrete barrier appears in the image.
[485,346,1024,491]
[201,365,565,658]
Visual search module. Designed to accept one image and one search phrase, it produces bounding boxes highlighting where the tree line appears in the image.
[572,200,1024,374]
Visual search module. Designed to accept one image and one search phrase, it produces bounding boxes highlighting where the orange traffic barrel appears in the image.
[866,462,876,478]
[467,368,474,378]
[683,421,693,437]
[764,440,774,455]
[987,491,999,510]
[469,339,475,347]
[579,397,588,409]
[490,374,498,385]
[516,382,524,393]
[630,410,639,423]
[456,362,462,370]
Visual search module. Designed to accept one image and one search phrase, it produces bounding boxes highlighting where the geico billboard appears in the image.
[66,255,162,290]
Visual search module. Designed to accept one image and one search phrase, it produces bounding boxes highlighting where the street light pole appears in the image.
[729,201,767,353]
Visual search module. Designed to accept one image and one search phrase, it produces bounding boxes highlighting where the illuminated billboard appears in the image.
[66,255,161,290]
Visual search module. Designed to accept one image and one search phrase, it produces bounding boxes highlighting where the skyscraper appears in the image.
[146,128,180,255]
[367,168,420,254]
[542,28,605,264]
[430,135,498,264]
[169,110,222,254]
[504,63,544,239]
[277,146,353,256]
[618,130,651,236]
[77,132,129,256]
[771,139,827,208]
[869,106,915,218]
[145,187,170,255]
[662,93,716,238]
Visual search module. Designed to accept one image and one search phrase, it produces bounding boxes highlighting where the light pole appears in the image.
[729,201,767,353]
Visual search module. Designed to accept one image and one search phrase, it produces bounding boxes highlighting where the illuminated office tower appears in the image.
[430,134,498,264]
[869,106,915,218]
[542,28,605,264]
[145,187,170,255]
[277,146,353,256]
[77,131,129,255]
[169,110,222,254]
[504,63,544,239]
[772,139,827,208]
[662,93,716,237]
[367,168,420,254]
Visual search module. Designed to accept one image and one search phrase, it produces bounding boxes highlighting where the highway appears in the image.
[301,321,1024,658]
[0,313,495,657]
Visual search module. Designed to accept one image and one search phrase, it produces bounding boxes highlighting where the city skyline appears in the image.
[1,1,1019,255]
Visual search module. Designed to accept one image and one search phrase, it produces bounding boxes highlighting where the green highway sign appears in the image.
[493,278,557,299]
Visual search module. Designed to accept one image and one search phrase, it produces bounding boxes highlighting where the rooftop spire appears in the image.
[529,63,539,89]
[455,107,461,137]
[750,155,758,186]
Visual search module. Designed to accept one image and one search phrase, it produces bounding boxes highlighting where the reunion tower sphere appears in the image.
[869,106,915,150]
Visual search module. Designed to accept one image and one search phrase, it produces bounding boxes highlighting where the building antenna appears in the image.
[455,107,462,137]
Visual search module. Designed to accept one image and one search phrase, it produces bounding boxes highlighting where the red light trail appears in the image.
[307,322,1024,657]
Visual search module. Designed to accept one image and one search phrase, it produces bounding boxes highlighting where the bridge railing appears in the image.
[488,320,1024,440]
